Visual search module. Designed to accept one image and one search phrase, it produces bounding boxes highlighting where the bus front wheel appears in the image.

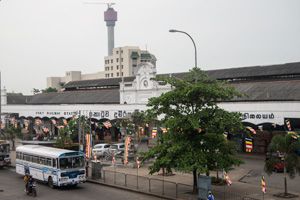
[48,177,55,189]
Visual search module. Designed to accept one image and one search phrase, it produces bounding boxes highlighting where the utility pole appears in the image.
[78,111,82,151]
[0,71,1,136]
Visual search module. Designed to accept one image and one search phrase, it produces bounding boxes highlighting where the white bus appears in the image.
[0,140,11,167]
[16,145,86,188]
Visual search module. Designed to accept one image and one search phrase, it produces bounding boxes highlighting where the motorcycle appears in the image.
[25,181,37,197]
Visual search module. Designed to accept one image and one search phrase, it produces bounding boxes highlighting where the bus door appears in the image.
[24,163,30,174]
[42,167,47,181]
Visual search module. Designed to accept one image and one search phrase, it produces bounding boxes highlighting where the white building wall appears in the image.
[1,104,147,120]
[46,77,62,91]
[2,100,300,126]
[120,62,170,104]
[65,71,81,82]
[81,71,105,80]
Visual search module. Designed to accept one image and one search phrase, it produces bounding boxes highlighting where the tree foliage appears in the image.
[265,133,300,178]
[67,115,93,140]
[116,111,148,137]
[41,87,58,93]
[3,125,23,150]
[32,88,40,94]
[56,127,72,149]
[142,67,246,190]
[264,133,300,195]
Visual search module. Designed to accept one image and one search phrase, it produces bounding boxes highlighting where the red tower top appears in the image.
[104,7,117,26]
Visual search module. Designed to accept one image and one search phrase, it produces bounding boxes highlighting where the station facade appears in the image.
[2,61,300,153]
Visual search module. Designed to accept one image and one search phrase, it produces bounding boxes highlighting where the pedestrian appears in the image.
[85,161,89,177]
[207,191,214,200]
[24,173,30,193]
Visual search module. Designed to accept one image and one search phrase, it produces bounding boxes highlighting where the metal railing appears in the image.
[90,167,259,200]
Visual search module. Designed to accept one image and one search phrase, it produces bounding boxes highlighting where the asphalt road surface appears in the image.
[0,167,162,200]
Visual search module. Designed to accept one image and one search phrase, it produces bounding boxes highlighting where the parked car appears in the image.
[109,143,125,154]
[273,162,284,173]
[92,144,111,157]
[265,152,285,173]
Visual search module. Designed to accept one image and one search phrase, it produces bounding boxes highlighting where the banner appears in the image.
[285,120,291,131]
[160,127,167,133]
[223,132,228,140]
[152,127,157,138]
[262,173,266,193]
[112,154,115,166]
[103,121,112,128]
[124,136,131,164]
[137,156,140,168]
[63,119,68,126]
[94,152,97,163]
[245,138,253,152]
[85,134,92,158]
[246,126,256,134]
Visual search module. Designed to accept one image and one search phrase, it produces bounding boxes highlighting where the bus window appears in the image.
[0,144,9,153]
[47,158,51,166]
[52,158,57,168]
[40,157,46,165]
[28,155,33,162]
[60,158,72,169]
[73,157,84,168]
[33,156,39,163]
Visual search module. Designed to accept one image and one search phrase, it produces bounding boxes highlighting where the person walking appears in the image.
[207,191,214,200]
[24,173,29,193]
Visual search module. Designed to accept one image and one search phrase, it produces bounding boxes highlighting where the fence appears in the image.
[90,167,259,200]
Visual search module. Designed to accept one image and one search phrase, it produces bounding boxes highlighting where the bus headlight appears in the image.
[60,177,68,181]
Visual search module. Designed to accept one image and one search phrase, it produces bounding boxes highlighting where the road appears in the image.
[0,167,162,200]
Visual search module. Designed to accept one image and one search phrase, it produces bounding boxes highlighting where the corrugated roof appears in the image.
[7,95,32,104]
[230,80,300,101]
[23,89,120,105]
[206,62,300,80]
[158,62,300,80]
[62,77,135,89]
[7,62,300,105]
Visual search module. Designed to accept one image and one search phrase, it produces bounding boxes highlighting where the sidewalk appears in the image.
[86,153,300,200]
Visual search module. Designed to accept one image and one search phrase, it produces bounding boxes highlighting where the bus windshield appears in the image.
[59,156,84,169]
[0,144,9,154]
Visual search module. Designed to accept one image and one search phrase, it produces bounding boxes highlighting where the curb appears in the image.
[86,179,179,200]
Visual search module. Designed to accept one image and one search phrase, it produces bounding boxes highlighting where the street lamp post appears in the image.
[169,29,197,68]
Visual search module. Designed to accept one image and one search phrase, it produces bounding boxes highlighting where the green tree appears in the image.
[143,67,245,193]
[41,87,58,93]
[4,125,23,150]
[116,111,148,138]
[67,115,91,142]
[32,88,40,94]
[56,127,72,149]
[264,133,300,196]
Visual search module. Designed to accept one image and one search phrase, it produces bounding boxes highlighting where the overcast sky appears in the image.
[0,0,299,95]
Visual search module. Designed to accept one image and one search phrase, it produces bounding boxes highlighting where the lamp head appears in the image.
[169,29,178,33]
